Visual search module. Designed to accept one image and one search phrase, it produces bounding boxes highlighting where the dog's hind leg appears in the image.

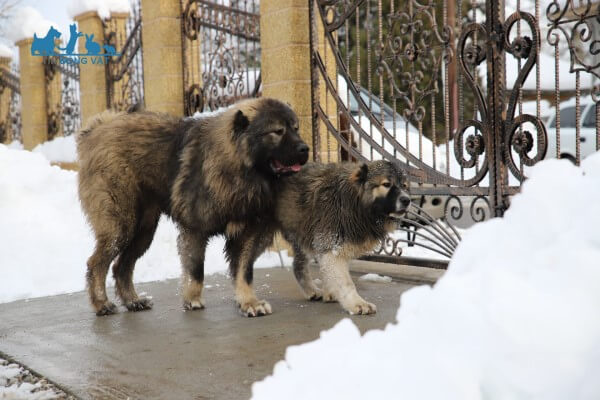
[177,228,208,310]
[291,243,323,301]
[113,204,160,311]
[318,252,377,315]
[226,228,273,317]
[87,234,123,316]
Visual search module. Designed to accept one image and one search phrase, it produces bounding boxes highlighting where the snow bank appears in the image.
[358,273,392,283]
[4,7,58,43]
[32,135,77,163]
[252,153,600,400]
[0,43,13,58]
[0,145,290,304]
[68,0,132,20]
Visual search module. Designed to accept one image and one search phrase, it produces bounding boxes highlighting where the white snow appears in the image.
[0,43,13,58]
[0,145,291,304]
[252,153,600,400]
[67,0,132,20]
[358,273,392,283]
[32,135,77,163]
[4,7,59,43]
[0,359,58,399]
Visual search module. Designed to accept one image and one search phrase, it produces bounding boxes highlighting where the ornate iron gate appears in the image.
[104,0,144,111]
[181,0,261,115]
[0,64,22,143]
[44,60,81,138]
[309,0,599,265]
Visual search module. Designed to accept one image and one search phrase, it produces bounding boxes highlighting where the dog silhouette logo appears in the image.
[31,26,61,56]
[30,25,121,59]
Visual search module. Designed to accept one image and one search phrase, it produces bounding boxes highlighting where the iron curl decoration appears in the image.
[372,235,404,257]
[444,195,464,222]
[453,119,487,169]
[502,11,548,181]
[469,195,491,223]
[546,0,600,80]
[504,114,548,179]
[457,22,488,119]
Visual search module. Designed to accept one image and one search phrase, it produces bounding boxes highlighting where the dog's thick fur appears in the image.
[276,160,410,315]
[77,98,308,316]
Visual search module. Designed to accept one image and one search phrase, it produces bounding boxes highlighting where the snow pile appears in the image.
[68,0,132,20]
[0,43,13,58]
[0,358,61,399]
[4,7,58,43]
[253,153,600,400]
[0,145,290,304]
[358,273,392,283]
[32,135,77,163]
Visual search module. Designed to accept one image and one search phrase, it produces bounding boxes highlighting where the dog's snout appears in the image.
[399,195,410,208]
[297,143,309,154]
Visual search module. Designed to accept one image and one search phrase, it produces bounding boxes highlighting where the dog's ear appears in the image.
[232,110,250,139]
[350,163,369,184]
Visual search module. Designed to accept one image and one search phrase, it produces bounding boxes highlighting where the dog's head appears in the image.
[350,160,411,217]
[231,98,309,177]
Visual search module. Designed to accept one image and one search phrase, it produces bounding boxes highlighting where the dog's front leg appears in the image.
[318,252,377,315]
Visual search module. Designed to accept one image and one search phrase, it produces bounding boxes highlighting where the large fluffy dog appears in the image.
[276,160,410,315]
[77,98,308,316]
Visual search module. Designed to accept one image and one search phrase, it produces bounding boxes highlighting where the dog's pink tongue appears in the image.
[290,164,302,172]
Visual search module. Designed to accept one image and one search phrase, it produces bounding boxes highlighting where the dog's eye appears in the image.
[274,129,285,136]
[382,182,391,188]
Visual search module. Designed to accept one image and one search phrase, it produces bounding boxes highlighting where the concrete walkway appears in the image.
[0,265,440,400]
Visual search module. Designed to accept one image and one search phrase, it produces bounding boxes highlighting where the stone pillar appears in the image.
[74,11,108,126]
[141,0,185,116]
[260,0,312,148]
[0,56,12,143]
[260,0,337,162]
[16,38,47,150]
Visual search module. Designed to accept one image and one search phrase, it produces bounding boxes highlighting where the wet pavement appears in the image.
[0,265,437,400]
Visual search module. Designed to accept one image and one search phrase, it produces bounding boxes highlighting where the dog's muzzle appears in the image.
[394,192,411,215]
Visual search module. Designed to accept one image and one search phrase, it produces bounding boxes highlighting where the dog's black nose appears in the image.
[297,143,309,154]
[400,195,411,208]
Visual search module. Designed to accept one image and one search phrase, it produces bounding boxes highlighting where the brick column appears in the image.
[0,56,12,143]
[260,0,312,147]
[141,0,184,116]
[74,11,108,126]
[16,38,47,150]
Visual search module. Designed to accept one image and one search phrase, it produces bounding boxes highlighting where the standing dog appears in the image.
[276,161,410,315]
[77,98,308,316]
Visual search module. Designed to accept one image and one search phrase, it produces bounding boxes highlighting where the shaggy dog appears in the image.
[77,98,308,316]
[276,160,410,315]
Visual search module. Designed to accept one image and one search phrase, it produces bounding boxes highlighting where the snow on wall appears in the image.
[252,152,600,400]
[67,0,132,20]
[0,145,290,304]
[0,43,13,58]
[4,6,59,44]
[32,135,77,163]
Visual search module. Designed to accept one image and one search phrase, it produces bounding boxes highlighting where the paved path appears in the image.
[0,266,432,400]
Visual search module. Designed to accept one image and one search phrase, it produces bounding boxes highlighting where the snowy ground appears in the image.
[252,153,600,400]
[0,357,72,400]
[0,144,291,304]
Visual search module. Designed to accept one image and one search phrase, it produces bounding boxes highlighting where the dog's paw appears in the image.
[305,286,323,301]
[238,299,272,317]
[183,299,205,310]
[125,297,153,312]
[95,301,118,316]
[323,292,337,303]
[345,300,377,315]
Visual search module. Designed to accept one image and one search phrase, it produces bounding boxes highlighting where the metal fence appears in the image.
[181,0,261,115]
[44,59,81,138]
[0,64,22,143]
[309,0,599,265]
[104,0,144,111]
